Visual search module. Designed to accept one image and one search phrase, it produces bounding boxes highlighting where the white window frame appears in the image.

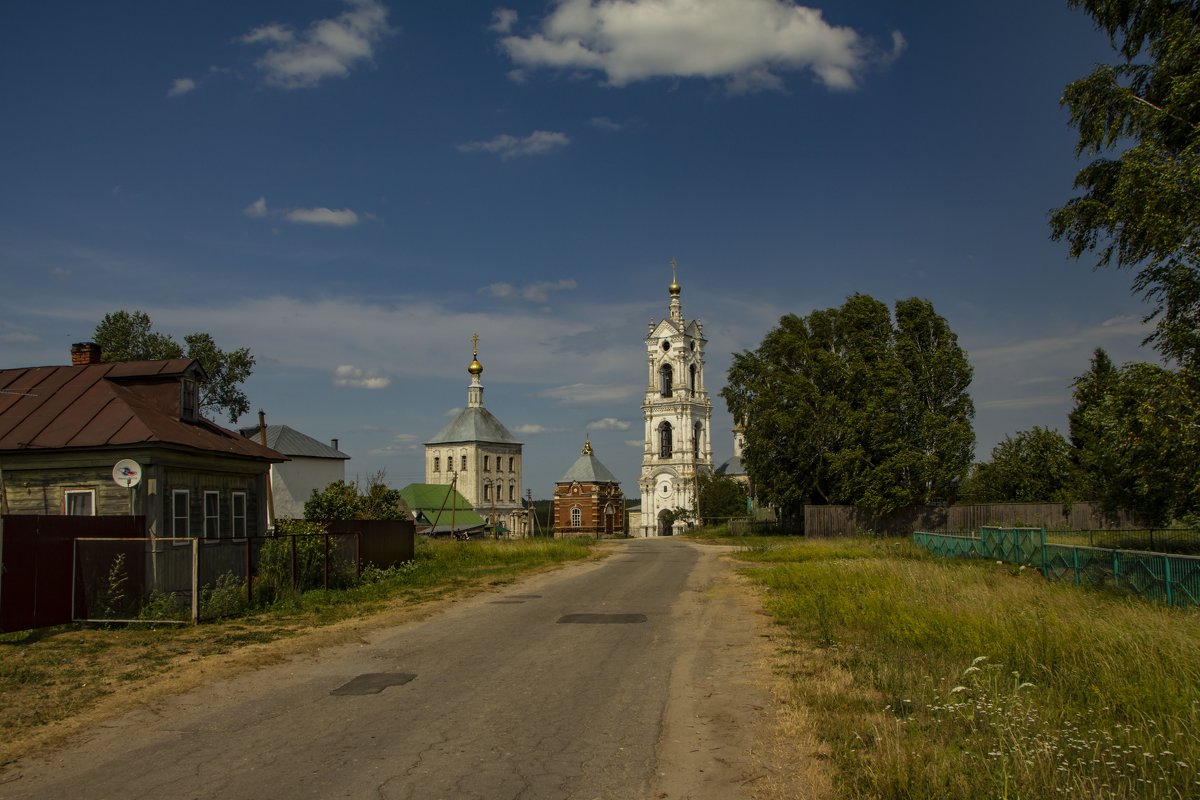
[64,488,96,516]
[231,492,247,540]
[172,490,190,539]
[203,491,220,540]
[570,507,581,528]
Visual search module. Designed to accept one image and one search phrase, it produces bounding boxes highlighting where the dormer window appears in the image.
[181,378,199,422]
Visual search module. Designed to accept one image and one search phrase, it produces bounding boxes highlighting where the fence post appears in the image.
[356,532,362,580]
[1112,549,1120,588]
[290,535,297,592]
[191,537,200,625]
[1073,546,1080,585]
[1040,528,1047,575]
[323,533,330,591]
[245,537,253,607]
[1164,556,1174,607]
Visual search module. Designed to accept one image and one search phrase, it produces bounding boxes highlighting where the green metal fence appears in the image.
[913,527,1200,609]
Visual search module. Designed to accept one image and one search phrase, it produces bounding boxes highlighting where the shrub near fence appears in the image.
[914,527,1200,609]
[74,526,411,624]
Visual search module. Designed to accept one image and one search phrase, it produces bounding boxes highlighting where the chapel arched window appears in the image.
[659,422,673,458]
[660,364,673,397]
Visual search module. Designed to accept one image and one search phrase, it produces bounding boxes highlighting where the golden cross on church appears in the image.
[471,332,480,356]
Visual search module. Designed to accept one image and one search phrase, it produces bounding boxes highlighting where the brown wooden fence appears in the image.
[1,514,144,632]
[803,502,1150,538]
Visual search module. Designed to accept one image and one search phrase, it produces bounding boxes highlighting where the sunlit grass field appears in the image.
[721,534,1200,799]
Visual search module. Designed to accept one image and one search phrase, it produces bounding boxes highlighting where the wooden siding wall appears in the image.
[3,466,137,516]
[804,502,1151,538]
[162,467,261,539]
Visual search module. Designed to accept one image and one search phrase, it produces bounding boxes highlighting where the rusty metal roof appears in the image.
[0,359,285,461]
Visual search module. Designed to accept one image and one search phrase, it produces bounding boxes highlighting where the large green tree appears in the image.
[304,471,406,522]
[1069,359,1200,524]
[722,294,975,519]
[959,427,1076,503]
[695,471,749,523]
[1051,0,1200,368]
[94,310,255,422]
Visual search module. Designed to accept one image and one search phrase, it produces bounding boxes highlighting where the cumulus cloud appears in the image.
[513,423,553,434]
[587,417,631,431]
[495,0,902,92]
[333,364,391,389]
[240,0,393,89]
[286,207,360,227]
[457,130,570,159]
[483,279,577,302]
[490,8,518,34]
[243,197,269,218]
[167,77,197,98]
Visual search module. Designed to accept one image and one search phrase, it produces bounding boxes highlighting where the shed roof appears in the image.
[239,424,349,460]
[0,360,284,462]
[399,483,487,529]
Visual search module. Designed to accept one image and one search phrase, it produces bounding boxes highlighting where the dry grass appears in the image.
[733,537,1200,799]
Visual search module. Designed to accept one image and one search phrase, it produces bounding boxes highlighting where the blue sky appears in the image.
[0,1,1155,498]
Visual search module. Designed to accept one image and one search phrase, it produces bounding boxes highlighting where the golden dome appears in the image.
[668,256,681,295]
[468,332,483,375]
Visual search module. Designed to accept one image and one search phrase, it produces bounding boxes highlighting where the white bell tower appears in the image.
[638,260,713,536]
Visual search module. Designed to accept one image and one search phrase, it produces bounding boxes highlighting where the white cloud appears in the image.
[333,364,391,389]
[167,77,197,98]
[457,130,570,159]
[587,417,631,430]
[243,197,269,218]
[0,330,40,345]
[496,0,900,92]
[490,8,518,34]
[539,383,640,405]
[241,0,393,89]
[286,207,360,227]
[623,439,643,448]
[513,423,553,434]
[483,279,577,302]
[589,116,625,131]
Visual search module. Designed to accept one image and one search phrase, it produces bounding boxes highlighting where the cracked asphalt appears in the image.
[0,538,778,800]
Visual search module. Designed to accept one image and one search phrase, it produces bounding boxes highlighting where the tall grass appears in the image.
[738,538,1200,799]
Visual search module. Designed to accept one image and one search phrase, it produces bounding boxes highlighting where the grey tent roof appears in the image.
[558,450,619,484]
[426,406,520,445]
[239,424,350,460]
[716,455,745,476]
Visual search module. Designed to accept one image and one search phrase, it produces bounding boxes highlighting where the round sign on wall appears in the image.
[112,459,142,488]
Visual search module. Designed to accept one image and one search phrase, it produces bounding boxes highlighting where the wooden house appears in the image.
[0,343,285,539]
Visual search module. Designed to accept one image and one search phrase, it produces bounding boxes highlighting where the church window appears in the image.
[484,483,491,501]
[659,364,673,397]
[461,454,467,471]
[433,457,440,473]
[689,364,697,396]
[508,484,515,502]
[659,422,673,458]
[693,422,702,458]
[571,507,581,527]
[508,456,514,472]
[484,455,490,472]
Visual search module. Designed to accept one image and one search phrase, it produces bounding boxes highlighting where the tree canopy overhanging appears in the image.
[1051,0,1200,369]
[94,310,255,423]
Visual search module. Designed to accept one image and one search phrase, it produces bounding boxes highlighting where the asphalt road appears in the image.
[0,538,777,800]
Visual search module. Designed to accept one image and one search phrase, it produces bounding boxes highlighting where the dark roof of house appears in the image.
[558,450,619,484]
[238,424,350,460]
[426,406,520,446]
[0,359,285,462]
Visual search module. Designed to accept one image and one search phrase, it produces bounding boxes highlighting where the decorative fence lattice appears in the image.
[913,527,1200,609]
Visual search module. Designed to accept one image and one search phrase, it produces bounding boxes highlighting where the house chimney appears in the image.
[71,342,102,366]
[331,438,339,451]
